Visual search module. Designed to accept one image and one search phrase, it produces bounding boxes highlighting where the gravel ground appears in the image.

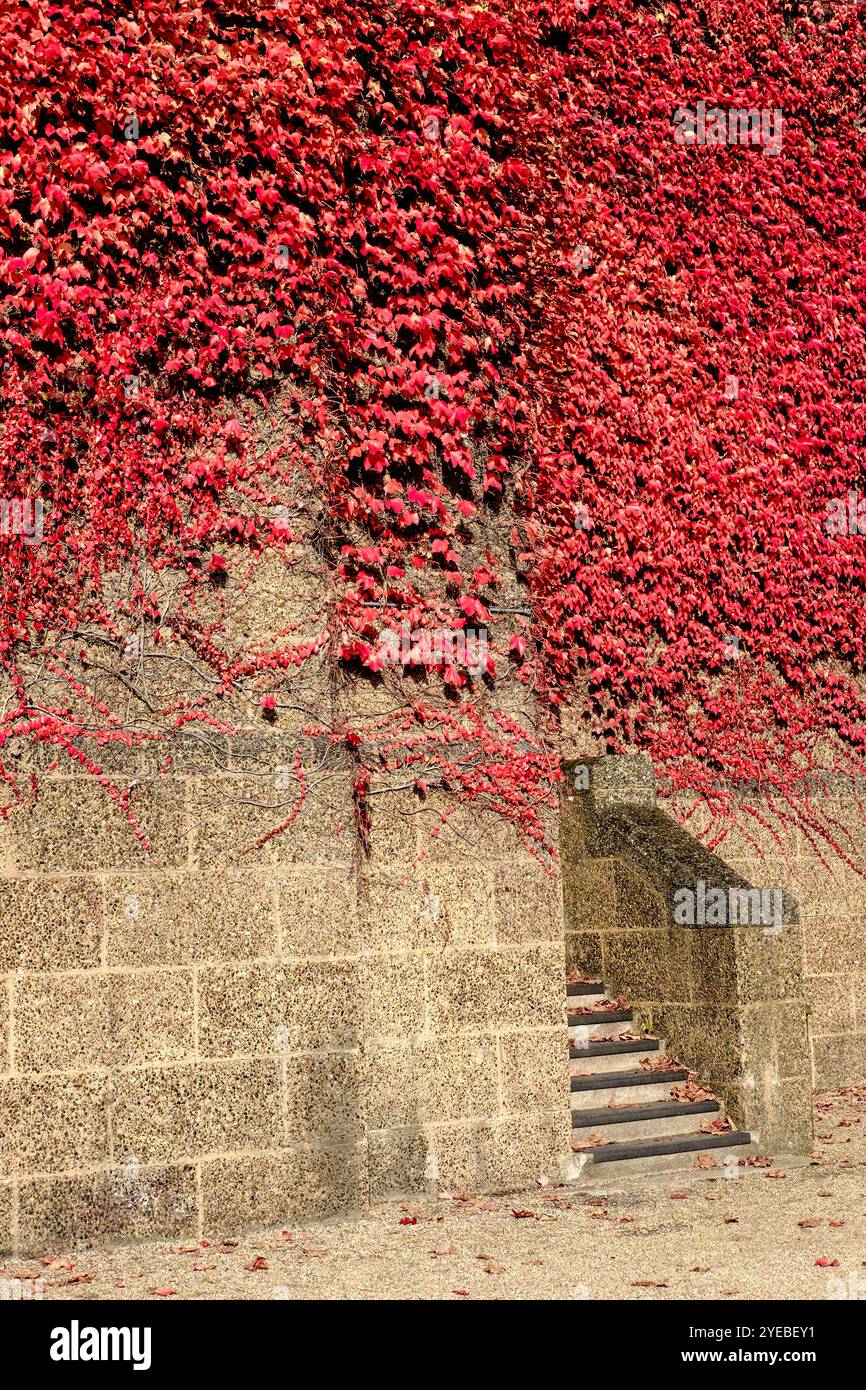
[7,1089,866,1302]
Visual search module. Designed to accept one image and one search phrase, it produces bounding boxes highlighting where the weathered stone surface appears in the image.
[17,1165,198,1251]
[0,877,102,972]
[11,779,186,873]
[105,872,275,967]
[111,1060,283,1164]
[199,1145,365,1234]
[0,1074,110,1178]
[0,682,572,1250]
[669,787,866,1096]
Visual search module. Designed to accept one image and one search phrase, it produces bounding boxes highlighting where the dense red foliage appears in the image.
[1,0,865,858]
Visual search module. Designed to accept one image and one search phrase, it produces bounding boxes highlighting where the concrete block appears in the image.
[427,947,561,1035]
[367,1126,428,1200]
[360,955,425,1040]
[199,1146,365,1235]
[17,1165,197,1252]
[562,859,616,932]
[500,1030,569,1116]
[494,859,562,944]
[277,867,357,958]
[105,872,275,966]
[0,1074,110,1177]
[197,960,359,1057]
[423,1036,498,1123]
[565,931,603,980]
[603,929,671,1002]
[0,1181,13,1253]
[364,1043,420,1131]
[112,1059,283,1164]
[10,779,186,873]
[812,1033,866,1091]
[0,877,102,972]
[0,981,8,1074]
[285,1053,364,1147]
[14,970,195,1072]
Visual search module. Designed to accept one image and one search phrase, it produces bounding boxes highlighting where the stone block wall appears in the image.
[362,792,569,1202]
[0,768,570,1253]
[668,788,866,1092]
[0,410,577,1253]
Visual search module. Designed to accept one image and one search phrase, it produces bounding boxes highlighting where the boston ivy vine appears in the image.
[1,0,864,862]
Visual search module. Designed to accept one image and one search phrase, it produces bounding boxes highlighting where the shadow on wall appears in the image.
[559,756,813,1155]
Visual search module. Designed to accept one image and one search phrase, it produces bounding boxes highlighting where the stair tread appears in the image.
[583,1130,752,1163]
[567,1009,632,1025]
[571,1067,688,1091]
[572,1099,721,1127]
[566,981,605,996]
[570,1037,659,1059]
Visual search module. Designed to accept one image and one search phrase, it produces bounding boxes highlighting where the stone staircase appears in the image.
[567,979,757,1181]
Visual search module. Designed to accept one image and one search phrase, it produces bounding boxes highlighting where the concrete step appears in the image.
[571,1099,721,1145]
[570,1037,661,1073]
[568,1009,633,1042]
[566,980,606,1007]
[571,1067,690,1107]
[560,974,752,1184]
[577,1129,755,1181]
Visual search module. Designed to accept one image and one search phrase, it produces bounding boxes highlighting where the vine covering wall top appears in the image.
[1,0,865,866]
